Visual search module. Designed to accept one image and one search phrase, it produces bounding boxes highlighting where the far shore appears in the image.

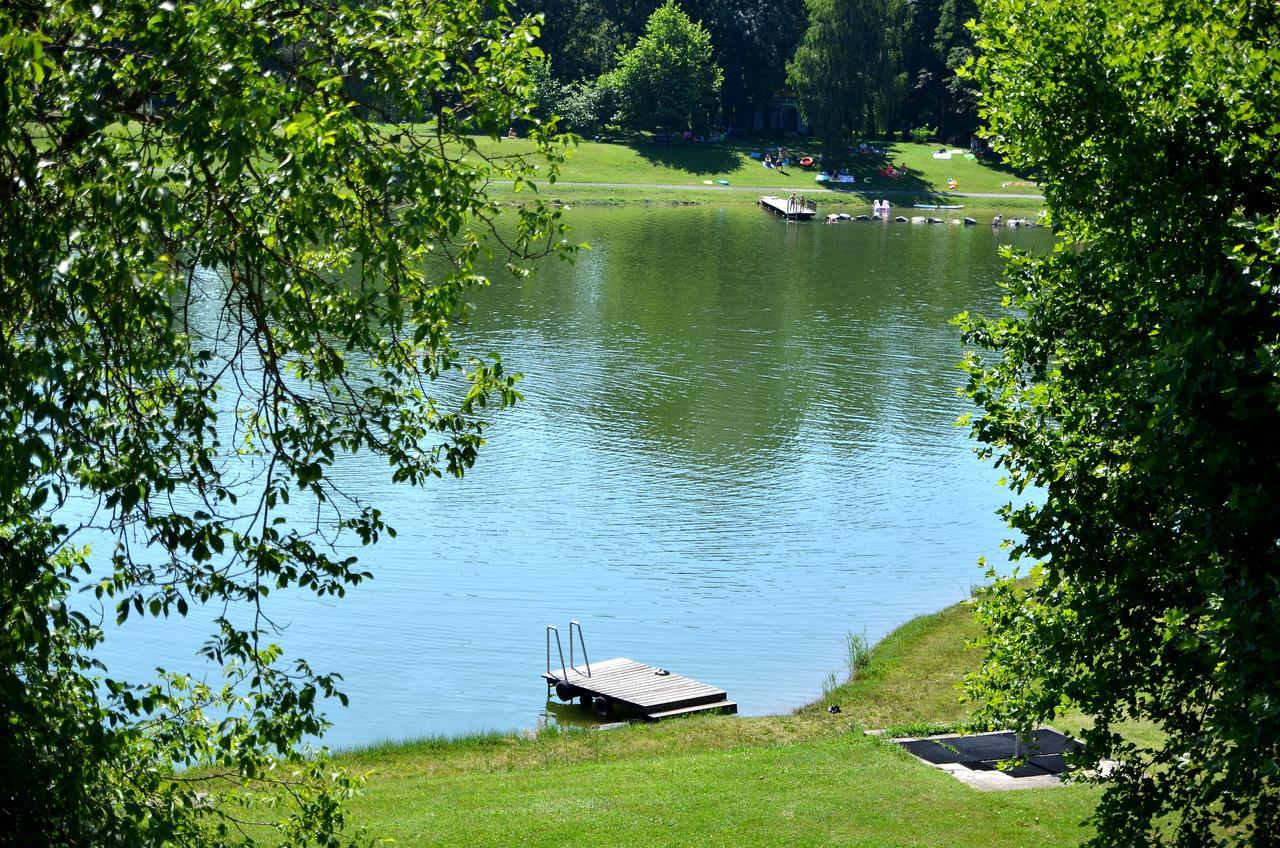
[491,181,1046,217]
[476,135,1047,217]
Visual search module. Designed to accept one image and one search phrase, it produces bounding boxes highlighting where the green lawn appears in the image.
[472,134,1042,198]
[339,598,1099,846]
[349,733,1095,847]
[492,182,1047,218]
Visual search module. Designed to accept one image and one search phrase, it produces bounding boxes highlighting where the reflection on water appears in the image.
[85,206,1051,747]
[539,699,611,731]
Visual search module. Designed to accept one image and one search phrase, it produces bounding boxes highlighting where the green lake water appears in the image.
[91,205,1051,746]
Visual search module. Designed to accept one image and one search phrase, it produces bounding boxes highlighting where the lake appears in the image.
[87,205,1051,748]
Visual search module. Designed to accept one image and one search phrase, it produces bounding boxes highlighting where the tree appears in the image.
[930,0,979,141]
[524,0,805,132]
[683,0,808,131]
[1,1,568,844]
[528,58,610,134]
[599,0,723,132]
[787,0,907,148]
[958,0,1280,844]
[520,0,639,84]
[900,0,947,134]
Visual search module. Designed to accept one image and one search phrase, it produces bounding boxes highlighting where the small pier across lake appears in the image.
[759,195,816,220]
[544,623,736,722]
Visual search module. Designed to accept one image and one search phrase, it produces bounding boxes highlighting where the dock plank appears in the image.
[543,656,731,719]
[645,701,738,720]
[759,195,816,220]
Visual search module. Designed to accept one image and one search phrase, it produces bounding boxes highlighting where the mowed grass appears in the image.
[491,182,1048,218]
[339,599,1099,846]
[349,733,1095,847]
[798,601,988,729]
[471,134,1043,197]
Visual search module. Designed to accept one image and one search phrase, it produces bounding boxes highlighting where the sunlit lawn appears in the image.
[468,133,1042,197]
[339,598,1099,847]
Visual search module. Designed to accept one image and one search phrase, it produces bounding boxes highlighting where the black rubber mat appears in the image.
[949,733,1024,761]
[1026,732,1083,756]
[960,759,1053,777]
[1029,753,1071,775]
[899,739,965,764]
[896,730,1081,779]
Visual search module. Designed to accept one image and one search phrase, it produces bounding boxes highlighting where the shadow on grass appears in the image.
[974,158,1040,188]
[820,144,933,196]
[626,139,742,175]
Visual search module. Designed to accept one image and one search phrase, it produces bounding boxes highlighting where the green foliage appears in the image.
[909,125,937,143]
[528,56,565,126]
[959,0,1280,843]
[529,58,610,133]
[846,630,873,680]
[522,0,646,83]
[682,0,809,128]
[525,0,805,131]
[881,720,967,737]
[932,0,979,138]
[786,0,908,148]
[599,1,723,131]
[559,80,612,134]
[1,0,569,844]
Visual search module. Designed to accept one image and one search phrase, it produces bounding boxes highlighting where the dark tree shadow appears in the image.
[974,157,1041,188]
[626,135,743,175]
[816,144,932,196]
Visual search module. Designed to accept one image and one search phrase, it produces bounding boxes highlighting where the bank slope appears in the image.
[341,599,1098,847]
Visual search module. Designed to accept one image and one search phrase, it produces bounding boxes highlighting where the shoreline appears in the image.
[334,593,1101,846]
[332,595,981,760]
[490,181,1046,217]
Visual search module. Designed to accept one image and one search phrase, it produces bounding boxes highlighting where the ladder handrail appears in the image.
[569,620,591,678]
[546,625,568,679]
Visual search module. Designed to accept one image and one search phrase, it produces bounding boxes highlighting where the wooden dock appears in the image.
[544,657,737,721]
[759,195,816,220]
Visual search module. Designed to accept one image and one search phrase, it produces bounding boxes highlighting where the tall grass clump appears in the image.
[846,631,873,681]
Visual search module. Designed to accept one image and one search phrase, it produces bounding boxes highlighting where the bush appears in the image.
[909,125,936,144]
[558,81,608,134]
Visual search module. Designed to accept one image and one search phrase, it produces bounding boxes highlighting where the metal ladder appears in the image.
[546,620,592,683]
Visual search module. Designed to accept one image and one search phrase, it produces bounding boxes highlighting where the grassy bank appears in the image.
[339,599,1098,846]
[478,134,1042,202]
[492,181,1047,219]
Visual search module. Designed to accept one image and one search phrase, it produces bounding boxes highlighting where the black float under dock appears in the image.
[759,195,816,220]
[544,623,736,721]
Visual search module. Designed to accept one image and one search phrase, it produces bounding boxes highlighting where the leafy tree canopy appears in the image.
[681,0,808,128]
[960,0,1280,843]
[1,0,568,844]
[599,0,723,132]
[787,0,907,148]
[931,0,979,139]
